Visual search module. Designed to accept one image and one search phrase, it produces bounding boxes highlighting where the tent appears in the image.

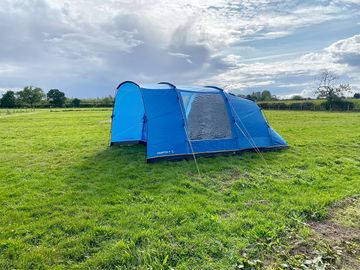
[110,81,288,162]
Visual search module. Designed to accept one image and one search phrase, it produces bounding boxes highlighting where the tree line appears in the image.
[243,90,278,101]
[257,100,357,111]
[0,86,114,108]
[1,71,359,111]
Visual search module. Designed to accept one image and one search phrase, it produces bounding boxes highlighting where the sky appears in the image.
[0,0,359,98]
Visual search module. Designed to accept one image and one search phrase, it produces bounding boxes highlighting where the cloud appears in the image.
[0,64,21,74]
[0,0,359,97]
[0,1,234,95]
[326,34,360,66]
[204,33,360,96]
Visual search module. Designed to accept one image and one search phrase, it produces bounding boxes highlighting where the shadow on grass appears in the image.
[65,144,204,197]
[65,142,287,203]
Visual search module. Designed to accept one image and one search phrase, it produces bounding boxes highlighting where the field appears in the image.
[0,109,359,269]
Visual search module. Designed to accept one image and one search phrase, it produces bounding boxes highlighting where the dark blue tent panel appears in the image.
[110,81,288,162]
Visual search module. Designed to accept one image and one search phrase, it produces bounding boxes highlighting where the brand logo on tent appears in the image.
[157,150,175,155]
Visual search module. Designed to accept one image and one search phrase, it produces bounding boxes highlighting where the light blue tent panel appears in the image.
[111,82,144,144]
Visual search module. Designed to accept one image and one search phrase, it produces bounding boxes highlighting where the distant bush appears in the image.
[275,103,288,110]
[0,91,16,108]
[287,102,316,110]
[71,98,81,108]
[289,103,302,110]
[257,99,358,111]
[302,102,315,110]
[321,99,354,111]
[245,90,277,101]
[259,102,288,110]
[290,95,304,100]
[47,89,66,107]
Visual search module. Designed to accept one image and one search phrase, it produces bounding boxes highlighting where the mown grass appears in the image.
[0,110,359,269]
[0,108,37,116]
[0,108,112,116]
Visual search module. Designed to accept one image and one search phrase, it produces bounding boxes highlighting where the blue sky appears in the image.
[0,0,359,98]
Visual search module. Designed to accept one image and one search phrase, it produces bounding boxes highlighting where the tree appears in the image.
[47,89,66,107]
[261,90,272,101]
[354,93,360,99]
[17,86,45,108]
[315,70,354,111]
[71,98,81,107]
[0,91,16,108]
[291,95,304,100]
[247,91,261,101]
[247,90,275,101]
[102,95,114,106]
[315,70,352,102]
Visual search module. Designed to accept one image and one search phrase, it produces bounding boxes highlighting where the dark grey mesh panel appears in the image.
[182,93,232,140]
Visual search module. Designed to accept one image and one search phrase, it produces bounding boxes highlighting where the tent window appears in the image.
[180,92,232,140]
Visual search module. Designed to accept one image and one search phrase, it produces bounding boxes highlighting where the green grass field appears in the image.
[0,109,359,269]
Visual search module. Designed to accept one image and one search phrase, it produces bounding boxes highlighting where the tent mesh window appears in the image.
[180,92,232,140]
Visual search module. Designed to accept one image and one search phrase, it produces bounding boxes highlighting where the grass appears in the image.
[0,108,112,116]
[0,108,37,116]
[0,109,359,269]
[334,197,360,229]
[303,196,360,269]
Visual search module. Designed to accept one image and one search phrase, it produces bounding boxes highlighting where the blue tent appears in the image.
[110,81,288,162]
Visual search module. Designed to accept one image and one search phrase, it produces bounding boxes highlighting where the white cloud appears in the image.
[277,82,312,88]
[0,87,22,96]
[279,88,317,99]
[204,33,360,95]
[0,64,21,74]
[327,34,360,54]
[0,0,359,97]
[325,34,360,66]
